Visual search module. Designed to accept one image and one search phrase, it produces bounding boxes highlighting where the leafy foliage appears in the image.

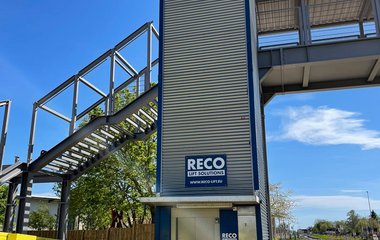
[310,210,380,237]
[68,136,156,229]
[270,183,296,222]
[0,185,8,226]
[58,88,157,229]
[313,220,334,234]
[269,183,296,239]
[29,204,56,230]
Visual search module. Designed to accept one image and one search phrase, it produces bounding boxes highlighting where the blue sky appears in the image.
[1,0,380,230]
[266,89,380,228]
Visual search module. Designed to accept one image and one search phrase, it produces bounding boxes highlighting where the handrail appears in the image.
[27,22,159,162]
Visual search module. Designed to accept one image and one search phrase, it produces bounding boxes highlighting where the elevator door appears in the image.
[172,209,220,240]
[177,217,218,240]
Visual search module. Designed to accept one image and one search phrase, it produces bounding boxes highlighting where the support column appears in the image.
[298,0,312,45]
[57,179,70,240]
[154,206,171,240]
[3,180,17,232]
[0,101,10,174]
[107,51,116,115]
[16,172,33,233]
[145,22,152,92]
[27,103,38,162]
[372,0,380,36]
[69,76,79,135]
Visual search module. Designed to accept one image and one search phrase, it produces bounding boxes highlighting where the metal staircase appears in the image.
[0,22,159,238]
[29,84,158,182]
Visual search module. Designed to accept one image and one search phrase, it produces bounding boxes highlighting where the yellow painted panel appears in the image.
[0,232,9,240]
[8,233,37,240]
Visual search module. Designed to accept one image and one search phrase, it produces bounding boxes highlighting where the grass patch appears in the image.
[311,234,361,240]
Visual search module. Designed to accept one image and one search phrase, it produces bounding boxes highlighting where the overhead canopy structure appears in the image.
[257,0,374,33]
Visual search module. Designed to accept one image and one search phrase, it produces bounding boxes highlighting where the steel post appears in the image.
[0,101,11,174]
[70,76,79,135]
[298,0,312,45]
[145,22,152,92]
[3,180,17,232]
[57,179,70,240]
[27,103,38,162]
[16,171,33,233]
[136,76,140,97]
[107,51,116,115]
[372,0,380,36]
[359,21,365,38]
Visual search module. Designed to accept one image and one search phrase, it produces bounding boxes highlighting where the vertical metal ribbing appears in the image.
[3,180,17,232]
[27,103,38,162]
[372,0,380,36]
[70,76,79,135]
[107,51,116,115]
[0,101,11,174]
[57,179,70,240]
[16,171,33,233]
[145,22,152,92]
[261,102,272,240]
[298,0,312,45]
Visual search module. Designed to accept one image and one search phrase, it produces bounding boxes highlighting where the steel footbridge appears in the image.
[0,0,380,239]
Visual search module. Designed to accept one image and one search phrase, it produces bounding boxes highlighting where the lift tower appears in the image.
[142,0,271,239]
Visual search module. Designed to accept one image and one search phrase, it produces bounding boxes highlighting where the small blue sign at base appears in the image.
[220,209,239,240]
[185,155,227,188]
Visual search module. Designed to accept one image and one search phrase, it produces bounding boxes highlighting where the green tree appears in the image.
[334,220,347,234]
[356,217,369,236]
[269,183,296,238]
[0,185,8,226]
[346,210,360,235]
[312,219,333,234]
[60,88,157,229]
[29,204,56,230]
[371,210,378,220]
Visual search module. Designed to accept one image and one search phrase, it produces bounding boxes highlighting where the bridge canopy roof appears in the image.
[257,0,373,33]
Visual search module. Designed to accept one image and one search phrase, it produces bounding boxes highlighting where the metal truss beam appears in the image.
[368,59,380,82]
[0,162,26,183]
[263,76,380,96]
[258,38,380,79]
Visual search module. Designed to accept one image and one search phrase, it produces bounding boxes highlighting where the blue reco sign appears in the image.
[185,155,227,187]
[220,209,239,240]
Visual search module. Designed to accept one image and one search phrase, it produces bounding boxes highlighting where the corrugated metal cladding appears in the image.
[161,0,254,196]
[249,1,271,239]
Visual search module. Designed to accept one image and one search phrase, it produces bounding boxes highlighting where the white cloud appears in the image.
[294,195,380,210]
[340,189,366,193]
[270,106,380,150]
